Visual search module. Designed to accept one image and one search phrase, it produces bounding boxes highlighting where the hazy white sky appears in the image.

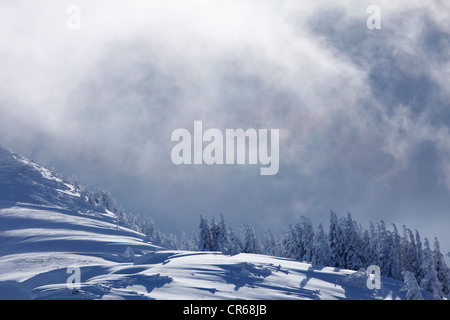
[1,0,449,256]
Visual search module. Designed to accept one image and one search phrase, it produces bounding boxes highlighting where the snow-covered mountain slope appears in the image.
[0,145,425,299]
[0,145,80,208]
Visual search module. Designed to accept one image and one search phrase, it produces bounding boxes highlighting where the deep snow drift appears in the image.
[0,145,427,299]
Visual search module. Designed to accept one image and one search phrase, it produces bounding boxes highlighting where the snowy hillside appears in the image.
[0,145,430,300]
[0,201,411,300]
[0,145,80,208]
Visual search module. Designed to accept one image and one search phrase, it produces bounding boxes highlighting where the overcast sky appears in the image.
[1,0,449,257]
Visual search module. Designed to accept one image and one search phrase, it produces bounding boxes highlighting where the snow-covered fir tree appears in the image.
[389,224,403,281]
[360,228,375,267]
[296,216,315,263]
[311,223,330,266]
[375,221,392,277]
[328,211,345,268]
[189,231,199,251]
[180,231,190,251]
[374,221,404,280]
[198,215,213,251]
[401,271,424,300]
[240,222,262,254]
[340,213,364,270]
[217,215,241,255]
[160,233,179,250]
[420,238,444,299]
[263,230,279,257]
[433,237,450,296]
[415,230,425,283]
[401,227,422,280]
[281,224,299,260]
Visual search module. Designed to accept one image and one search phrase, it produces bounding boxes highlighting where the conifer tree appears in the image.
[198,215,212,251]
[297,216,315,263]
[341,213,363,270]
[415,230,425,283]
[190,231,199,251]
[401,227,421,280]
[401,271,424,300]
[180,231,190,251]
[240,222,262,254]
[420,238,444,299]
[210,217,221,251]
[263,230,279,257]
[329,210,344,268]
[389,224,403,280]
[281,224,298,260]
[217,215,241,255]
[311,223,331,266]
[433,237,450,296]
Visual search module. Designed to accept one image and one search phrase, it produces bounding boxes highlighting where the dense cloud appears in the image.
[0,1,449,256]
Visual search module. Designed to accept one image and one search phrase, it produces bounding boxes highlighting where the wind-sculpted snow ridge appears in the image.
[0,218,415,301]
[0,193,418,300]
[0,145,432,300]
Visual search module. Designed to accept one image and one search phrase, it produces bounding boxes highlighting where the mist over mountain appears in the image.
[0,0,449,302]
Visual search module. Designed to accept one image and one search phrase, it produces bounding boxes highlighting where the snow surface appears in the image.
[0,145,423,300]
[0,202,408,300]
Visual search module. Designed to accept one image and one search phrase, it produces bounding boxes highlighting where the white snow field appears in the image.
[0,145,420,300]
